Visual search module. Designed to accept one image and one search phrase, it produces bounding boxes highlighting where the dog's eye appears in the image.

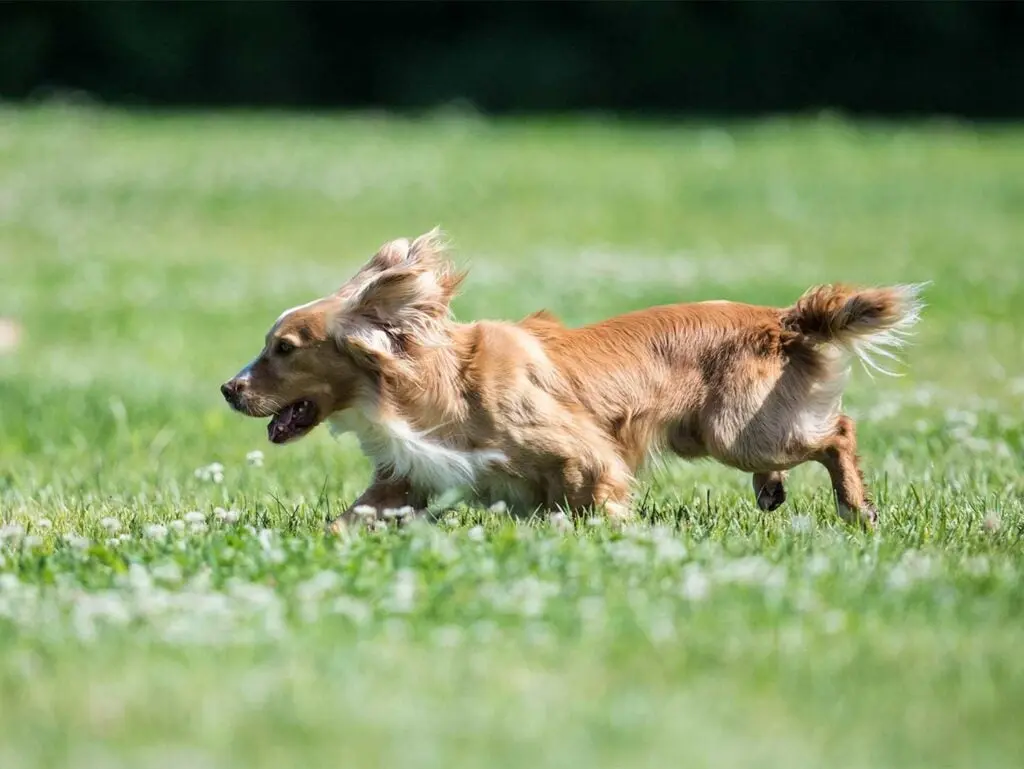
[275,340,295,356]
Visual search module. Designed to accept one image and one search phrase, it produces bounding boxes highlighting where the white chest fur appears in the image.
[328,410,508,493]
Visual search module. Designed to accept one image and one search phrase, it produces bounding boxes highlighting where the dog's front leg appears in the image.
[752,471,788,511]
[325,472,428,535]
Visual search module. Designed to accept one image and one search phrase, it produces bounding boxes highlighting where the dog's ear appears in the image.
[365,237,412,273]
[336,227,463,301]
[352,227,449,274]
[350,229,464,326]
[331,228,464,362]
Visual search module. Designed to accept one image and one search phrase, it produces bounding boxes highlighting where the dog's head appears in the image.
[221,228,464,444]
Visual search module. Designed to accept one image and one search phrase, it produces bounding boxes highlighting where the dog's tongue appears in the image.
[267,400,316,444]
[267,402,301,443]
[268,407,293,443]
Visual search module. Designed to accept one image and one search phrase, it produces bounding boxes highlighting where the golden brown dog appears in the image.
[221,229,923,531]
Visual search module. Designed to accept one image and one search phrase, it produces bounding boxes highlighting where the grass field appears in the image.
[2,104,1024,768]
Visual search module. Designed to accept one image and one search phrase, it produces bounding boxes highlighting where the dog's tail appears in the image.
[782,283,927,376]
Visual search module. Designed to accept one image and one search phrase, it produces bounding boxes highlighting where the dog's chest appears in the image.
[328,411,508,494]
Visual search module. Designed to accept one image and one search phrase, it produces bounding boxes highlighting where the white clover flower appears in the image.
[184,511,206,524]
[964,556,990,577]
[62,533,89,550]
[22,534,43,549]
[35,518,53,531]
[467,525,485,542]
[983,512,1002,533]
[151,561,182,583]
[549,512,573,534]
[806,553,831,576]
[144,523,168,540]
[0,523,25,542]
[506,577,557,618]
[99,517,121,533]
[296,571,340,604]
[118,533,132,543]
[194,463,225,483]
[586,517,605,528]
[653,536,687,565]
[488,500,508,514]
[681,566,710,602]
[246,450,265,467]
[105,538,120,547]
[126,562,152,592]
[887,551,935,591]
[189,522,208,535]
[386,569,418,614]
[214,507,240,524]
[331,596,371,625]
[169,520,186,533]
[790,515,812,534]
[352,505,377,517]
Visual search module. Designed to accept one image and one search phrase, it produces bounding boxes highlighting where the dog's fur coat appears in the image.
[222,229,924,530]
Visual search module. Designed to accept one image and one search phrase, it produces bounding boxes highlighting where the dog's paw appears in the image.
[859,501,879,529]
[324,505,373,536]
[324,516,351,537]
[755,480,787,512]
[837,501,879,530]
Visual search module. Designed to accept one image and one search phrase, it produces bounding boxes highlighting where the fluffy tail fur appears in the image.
[782,283,927,376]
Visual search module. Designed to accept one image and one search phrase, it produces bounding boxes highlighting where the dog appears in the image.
[221,229,923,532]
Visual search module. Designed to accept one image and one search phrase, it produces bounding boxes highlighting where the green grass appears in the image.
[2,104,1024,768]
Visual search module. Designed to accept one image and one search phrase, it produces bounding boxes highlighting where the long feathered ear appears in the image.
[342,227,458,284]
[349,228,464,327]
[333,228,465,362]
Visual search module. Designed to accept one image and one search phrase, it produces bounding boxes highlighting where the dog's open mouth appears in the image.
[267,399,319,444]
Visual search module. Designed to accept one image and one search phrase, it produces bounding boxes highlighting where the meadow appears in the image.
[1,104,1023,768]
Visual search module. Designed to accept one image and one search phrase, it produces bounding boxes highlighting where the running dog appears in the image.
[221,229,923,532]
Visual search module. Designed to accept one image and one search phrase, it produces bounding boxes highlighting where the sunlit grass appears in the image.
[1,105,1023,768]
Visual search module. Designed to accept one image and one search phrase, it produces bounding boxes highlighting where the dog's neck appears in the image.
[328,322,508,492]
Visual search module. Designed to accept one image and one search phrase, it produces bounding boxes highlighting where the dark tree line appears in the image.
[2,1,1023,118]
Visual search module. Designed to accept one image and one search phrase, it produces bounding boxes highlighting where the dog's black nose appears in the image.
[221,380,238,403]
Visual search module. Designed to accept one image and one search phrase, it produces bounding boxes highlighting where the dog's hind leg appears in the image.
[812,414,877,527]
[752,470,787,511]
[550,456,634,523]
